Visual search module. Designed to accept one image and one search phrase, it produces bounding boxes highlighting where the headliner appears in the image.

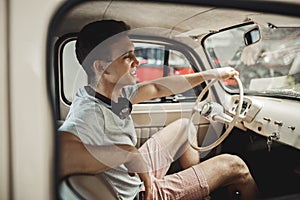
[53,0,300,38]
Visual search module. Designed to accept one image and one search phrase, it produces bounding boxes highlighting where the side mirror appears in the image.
[244,27,260,46]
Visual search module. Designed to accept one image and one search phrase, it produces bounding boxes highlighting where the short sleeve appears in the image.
[58,102,106,144]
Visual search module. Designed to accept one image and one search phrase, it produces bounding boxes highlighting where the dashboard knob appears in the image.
[274,120,283,126]
[263,117,271,122]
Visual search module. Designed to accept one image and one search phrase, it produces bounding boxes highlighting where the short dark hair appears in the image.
[75,20,131,83]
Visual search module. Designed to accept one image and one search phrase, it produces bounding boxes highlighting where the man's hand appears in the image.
[203,67,239,80]
[123,145,153,200]
[128,171,152,200]
[137,172,153,200]
[215,66,239,80]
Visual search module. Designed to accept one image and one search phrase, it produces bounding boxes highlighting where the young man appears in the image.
[59,20,259,200]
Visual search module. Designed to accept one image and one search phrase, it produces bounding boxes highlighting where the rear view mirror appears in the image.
[244,27,260,46]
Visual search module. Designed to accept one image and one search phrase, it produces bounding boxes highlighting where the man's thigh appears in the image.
[138,133,174,178]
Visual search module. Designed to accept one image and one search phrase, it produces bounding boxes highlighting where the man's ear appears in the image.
[93,60,105,73]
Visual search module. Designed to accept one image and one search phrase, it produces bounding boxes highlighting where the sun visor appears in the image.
[128,27,201,49]
[248,14,300,27]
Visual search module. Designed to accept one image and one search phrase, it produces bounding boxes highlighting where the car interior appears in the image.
[49,0,300,199]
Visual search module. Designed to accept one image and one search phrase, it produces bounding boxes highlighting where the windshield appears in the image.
[203,23,300,99]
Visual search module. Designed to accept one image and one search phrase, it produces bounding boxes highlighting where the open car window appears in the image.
[203,22,300,99]
[61,40,199,104]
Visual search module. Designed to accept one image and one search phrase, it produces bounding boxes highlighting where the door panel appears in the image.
[132,102,210,147]
[0,0,10,199]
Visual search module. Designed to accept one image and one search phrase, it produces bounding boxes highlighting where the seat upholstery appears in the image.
[59,174,118,200]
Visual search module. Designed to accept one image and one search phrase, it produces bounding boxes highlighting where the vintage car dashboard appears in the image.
[226,95,300,150]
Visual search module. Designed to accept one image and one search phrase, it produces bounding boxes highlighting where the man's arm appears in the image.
[59,131,150,177]
[132,67,239,104]
[59,131,152,199]
[59,131,110,178]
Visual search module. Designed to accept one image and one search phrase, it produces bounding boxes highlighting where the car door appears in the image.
[0,0,9,198]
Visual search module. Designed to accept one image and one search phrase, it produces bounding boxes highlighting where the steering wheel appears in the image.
[187,76,244,152]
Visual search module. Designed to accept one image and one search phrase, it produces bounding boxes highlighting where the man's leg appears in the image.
[151,118,200,169]
[199,154,259,199]
[149,154,259,200]
[139,118,259,199]
[159,119,259,199]
[138,118,198,178]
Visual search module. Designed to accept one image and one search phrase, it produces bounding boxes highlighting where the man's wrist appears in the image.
[200,69,218,81]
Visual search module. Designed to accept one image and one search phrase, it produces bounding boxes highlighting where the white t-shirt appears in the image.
[59,85,142,200]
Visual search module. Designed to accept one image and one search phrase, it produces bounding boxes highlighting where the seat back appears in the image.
[59,174,118,200]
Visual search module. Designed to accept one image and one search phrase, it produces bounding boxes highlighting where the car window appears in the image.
[61,40,198,104]
[203,23,300,99]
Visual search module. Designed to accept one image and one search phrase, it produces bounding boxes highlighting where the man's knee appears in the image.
[171,118,190,136]
[219,154,252,183]
[174,118,189,127]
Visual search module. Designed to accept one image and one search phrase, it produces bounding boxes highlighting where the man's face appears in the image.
[104,36,139,86]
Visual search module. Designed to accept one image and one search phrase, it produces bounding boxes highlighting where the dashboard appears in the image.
[226,95,300,150]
